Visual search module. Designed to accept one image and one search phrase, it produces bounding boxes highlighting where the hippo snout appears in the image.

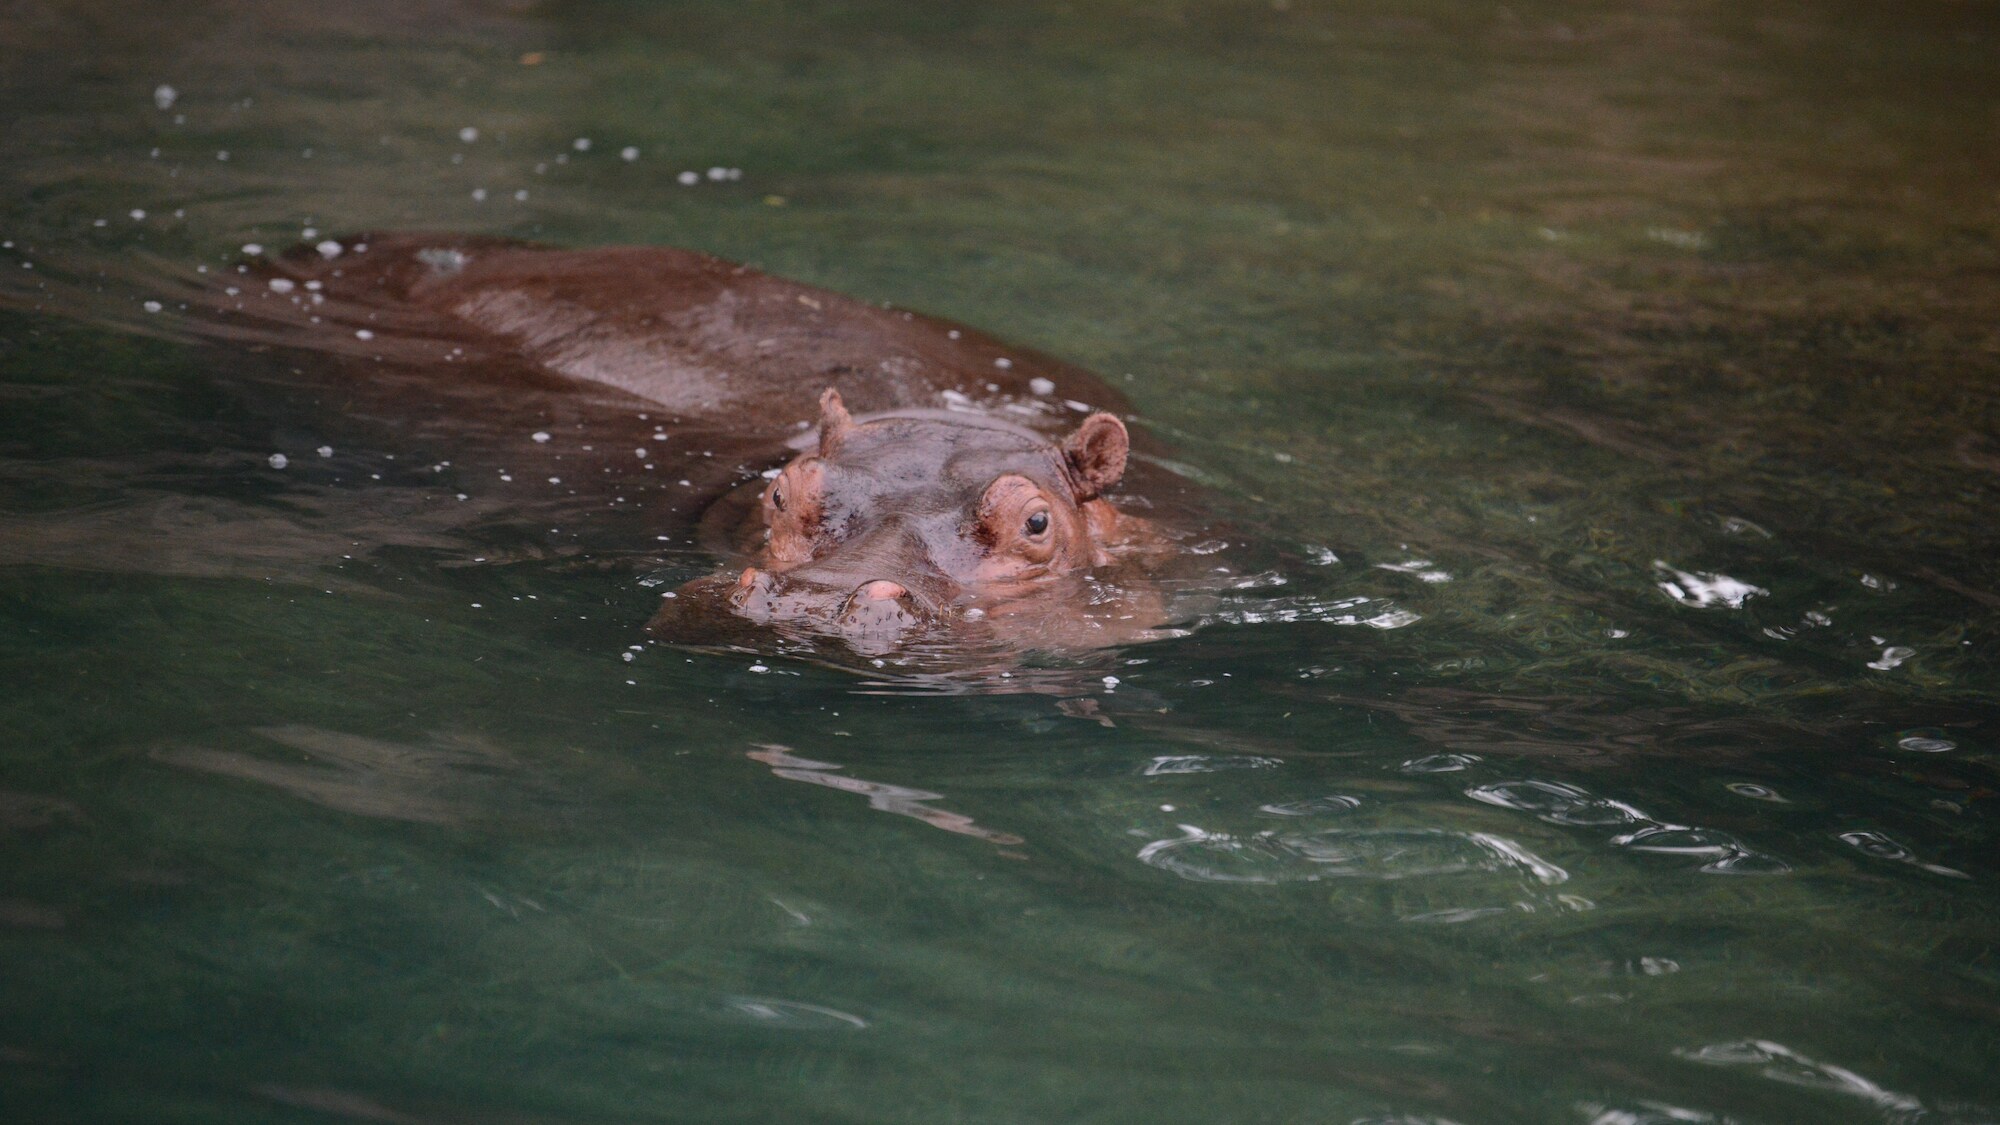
[723,566,937,651]
[839,579,920,638]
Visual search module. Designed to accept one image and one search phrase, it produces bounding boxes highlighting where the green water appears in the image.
[3,1,1998,1121]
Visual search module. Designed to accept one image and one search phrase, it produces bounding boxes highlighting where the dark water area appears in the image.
[2,2,1998,1122]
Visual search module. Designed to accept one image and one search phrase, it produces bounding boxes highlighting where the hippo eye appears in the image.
[1024,510,1050,537]
[771,483,787,512]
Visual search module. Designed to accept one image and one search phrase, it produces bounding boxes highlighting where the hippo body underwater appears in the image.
[238,234,1208,662]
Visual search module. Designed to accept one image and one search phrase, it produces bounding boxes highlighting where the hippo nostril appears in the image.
[731,567,773,611]
[855,579,908,602]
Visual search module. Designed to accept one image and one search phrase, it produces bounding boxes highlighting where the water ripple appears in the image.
[1676,1039,1921,1116]
[1256,795,1362,817]
[1894,730,1958,753]
[1576,1099,1736,1124]
[1143,754,1283,776]
[1189,594,1422,630]
[1466,779,1789,874]
[1467,780,1649,827]
[1839,830,1970,880]
[1138,826,1567,887]
[1398,753,1482,774]
[720,996,869,1031]
[1652,561,1767,609]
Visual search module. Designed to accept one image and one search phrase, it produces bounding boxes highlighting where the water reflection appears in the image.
[152,726,521,825]
[746,743,1024,846]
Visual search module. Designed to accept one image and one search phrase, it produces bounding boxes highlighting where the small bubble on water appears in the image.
[315,239,343,259]
[994,357,1013,369]
[153,84,178,110]
[470,188,487,202]
[458,126,478,143]
[1725,782,1787,802]
[142,300,162,313]
[620,145,639,161]
[531,431,551,443]
[1895,731,1957,753]
[574,137,592,152]
[267,453,288,469]
[316,446,333,458]
[354,329,374,340]
[242,242,264,256]
[678,170,700,185]
[129,209,146,221]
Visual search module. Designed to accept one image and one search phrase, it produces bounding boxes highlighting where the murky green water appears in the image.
[4,1,1998,1121]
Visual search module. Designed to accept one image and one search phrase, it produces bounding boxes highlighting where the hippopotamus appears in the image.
[232,233,1205,663]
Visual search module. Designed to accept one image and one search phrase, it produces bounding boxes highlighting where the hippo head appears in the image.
[654,388,1150,659]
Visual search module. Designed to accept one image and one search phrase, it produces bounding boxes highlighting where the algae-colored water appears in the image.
[2,2,1997,1121]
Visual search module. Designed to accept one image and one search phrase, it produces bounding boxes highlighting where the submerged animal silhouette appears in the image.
[242,233,1207,661]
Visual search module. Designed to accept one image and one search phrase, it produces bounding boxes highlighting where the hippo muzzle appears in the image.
[729,561,946,655]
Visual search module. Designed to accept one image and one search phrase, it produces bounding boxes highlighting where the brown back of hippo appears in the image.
[262,233,1126,440]
[229,234,1205,666]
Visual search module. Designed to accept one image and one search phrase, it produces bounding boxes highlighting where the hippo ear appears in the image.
[817,387,854,456]
[1062,412,1129,500]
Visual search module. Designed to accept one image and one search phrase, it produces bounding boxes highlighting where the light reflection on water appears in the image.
[0,0,1997,1123]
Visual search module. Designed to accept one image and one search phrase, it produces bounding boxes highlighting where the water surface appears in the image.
[2,2,1998,1122]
